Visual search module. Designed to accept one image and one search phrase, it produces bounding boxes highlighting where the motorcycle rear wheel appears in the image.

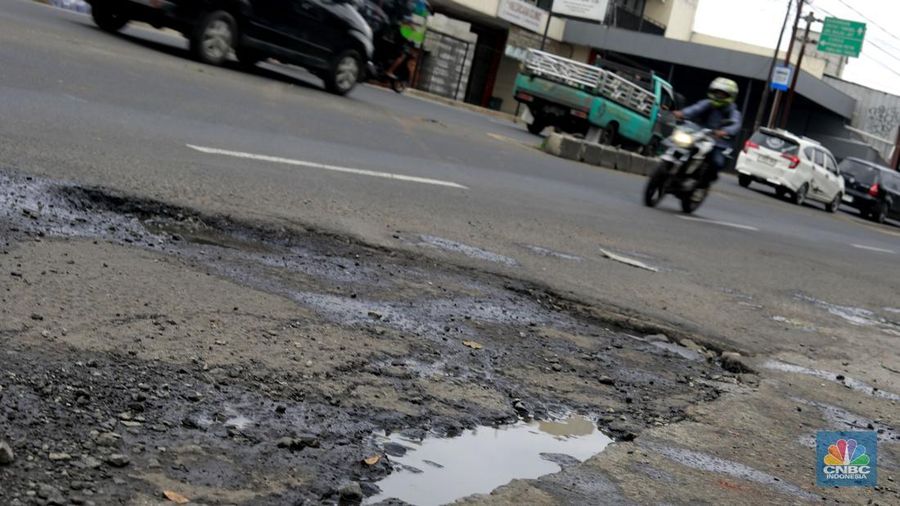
[644,162,671,207]
[680,188,708,214]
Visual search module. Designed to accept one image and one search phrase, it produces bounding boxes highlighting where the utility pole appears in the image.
[540,0,554,51]
[780,12,818,129]
[768,0,805,128]
[753,0,793,132]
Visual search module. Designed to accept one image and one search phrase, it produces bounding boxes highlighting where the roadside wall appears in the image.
[824,76,900,161]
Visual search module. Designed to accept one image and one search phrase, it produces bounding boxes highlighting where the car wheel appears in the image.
[91,1,129,33]
[873,201,888,223]
[324,50,362,95]
[792,183,808,206]
[191,11,237,66]
[825,193,841,213]
[738,174,751,188]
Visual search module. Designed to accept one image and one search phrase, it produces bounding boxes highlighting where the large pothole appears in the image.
[1,169,741,504]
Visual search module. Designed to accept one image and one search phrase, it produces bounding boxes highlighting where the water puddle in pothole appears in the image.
[366,416,611,505]
[418,235,518,267]
[762,360,900,401]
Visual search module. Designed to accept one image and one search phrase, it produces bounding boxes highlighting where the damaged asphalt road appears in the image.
[1,169,740,504]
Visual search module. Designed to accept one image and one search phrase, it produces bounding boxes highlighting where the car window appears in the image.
[812,149,824,166]
[885,172,900,192]
[750,131,799,154]
[803,147,816,162]
[838,159,880,186]
[823,153,839,174]
[660,88,674,111]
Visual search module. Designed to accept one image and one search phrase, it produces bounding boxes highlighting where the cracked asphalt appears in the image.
[1,1,898,504]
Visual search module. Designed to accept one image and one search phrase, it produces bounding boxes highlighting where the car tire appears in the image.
[324,50,362,95]
[825,193,841,213]
[190,11,237,66]
[738,174,751,188]
[873,201,888,224]
[91,1,129,33]
[792,183,808,206]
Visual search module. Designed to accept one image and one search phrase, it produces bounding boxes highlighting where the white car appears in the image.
[735,128,844,212]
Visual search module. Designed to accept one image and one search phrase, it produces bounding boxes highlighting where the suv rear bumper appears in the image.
[842,190,879,212]
[735,159,803,193]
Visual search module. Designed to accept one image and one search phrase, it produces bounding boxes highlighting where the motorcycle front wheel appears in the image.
[644,162,671,207]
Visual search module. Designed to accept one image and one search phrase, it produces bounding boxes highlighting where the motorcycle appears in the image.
[643,120,731,214]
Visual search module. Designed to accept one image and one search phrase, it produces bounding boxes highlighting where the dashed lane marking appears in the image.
[186,145,469,190]
[678,216,760,231]
[851,244,896,254]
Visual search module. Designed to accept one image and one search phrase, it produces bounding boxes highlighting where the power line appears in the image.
[832,0,900,48]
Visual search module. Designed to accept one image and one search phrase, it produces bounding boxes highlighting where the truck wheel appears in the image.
[92,1,129,33]
[324,50,362,95]
[191,11,237,66]
[641,136,661,157]
[599,123,618,146]
[738,175,751,188]
[527,116,547,135]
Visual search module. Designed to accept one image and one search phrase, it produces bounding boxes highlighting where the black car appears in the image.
[838,157,900,223]
[86,0,374,95]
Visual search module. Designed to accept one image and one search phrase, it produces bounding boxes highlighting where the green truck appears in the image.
[514,50,676,153]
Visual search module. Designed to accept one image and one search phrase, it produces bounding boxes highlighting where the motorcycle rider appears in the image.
[673,77,742,188]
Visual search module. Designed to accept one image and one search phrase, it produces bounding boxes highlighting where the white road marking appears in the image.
[598,248,659,272]
[186,145,469,190]
[678,216,759,231]
[851,244,896,254]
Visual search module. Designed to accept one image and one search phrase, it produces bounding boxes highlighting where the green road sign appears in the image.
[818,17,866,57]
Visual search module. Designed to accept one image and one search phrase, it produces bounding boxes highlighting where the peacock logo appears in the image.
[824,439,869,466]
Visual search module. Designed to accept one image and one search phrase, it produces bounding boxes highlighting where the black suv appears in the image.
[87,0,374,95]
[838,157,900,224]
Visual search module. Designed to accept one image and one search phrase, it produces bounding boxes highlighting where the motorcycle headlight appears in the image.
[672,129,694,148]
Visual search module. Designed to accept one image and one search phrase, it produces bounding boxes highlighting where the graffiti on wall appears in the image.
[864,105,900,139]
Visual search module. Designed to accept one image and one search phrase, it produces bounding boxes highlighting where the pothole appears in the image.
[367,415,611,505]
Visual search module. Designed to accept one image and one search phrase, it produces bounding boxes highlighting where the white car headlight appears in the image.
[672,130,694,148]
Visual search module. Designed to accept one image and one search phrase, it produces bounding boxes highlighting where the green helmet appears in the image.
[708,77,739,107]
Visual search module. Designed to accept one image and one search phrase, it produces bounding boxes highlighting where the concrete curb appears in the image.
[403,88,519,123]
[544,132,659,176]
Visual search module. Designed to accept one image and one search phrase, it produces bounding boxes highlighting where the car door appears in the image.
[820,151,843,201]
[291,0,346,65]
[246,0,318,59]
[803,147,824,197]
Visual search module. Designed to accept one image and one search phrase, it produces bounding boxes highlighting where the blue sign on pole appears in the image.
[770,64,792,92]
